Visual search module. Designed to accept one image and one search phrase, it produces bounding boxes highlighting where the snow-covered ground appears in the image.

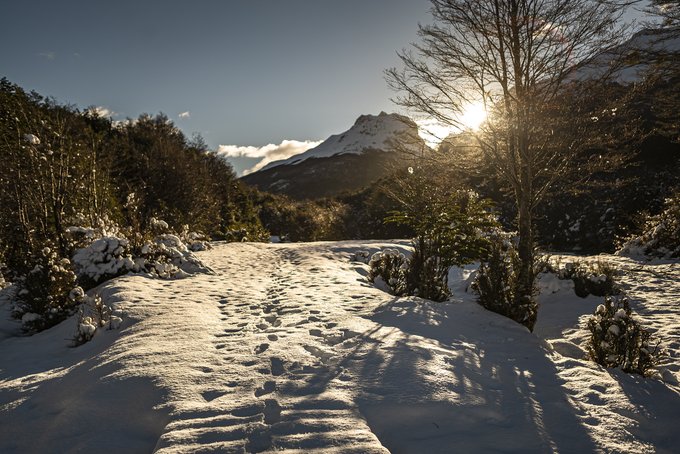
[0,241,678,453]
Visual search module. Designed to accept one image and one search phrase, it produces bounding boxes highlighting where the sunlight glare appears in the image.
[460,101,487,130]
[416,118,456,148]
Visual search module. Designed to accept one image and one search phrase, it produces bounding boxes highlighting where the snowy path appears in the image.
[149,243,389,453]
[0,242,394,453]
[614,258,680,382]
[1,242,679,453]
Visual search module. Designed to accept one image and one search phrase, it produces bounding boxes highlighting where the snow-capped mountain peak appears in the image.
[571,26,680,83]
[260,112,420,171]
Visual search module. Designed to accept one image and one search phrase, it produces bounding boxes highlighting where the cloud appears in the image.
[216,139,322,175]
[88,106,116,118]
[38,51,56,60]
[178,111,191,119]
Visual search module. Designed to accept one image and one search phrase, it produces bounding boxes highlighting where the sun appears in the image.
[459,101,487,130]
[416,102,488,146]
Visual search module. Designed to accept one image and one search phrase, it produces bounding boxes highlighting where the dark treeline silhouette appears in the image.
[0,77,266,275]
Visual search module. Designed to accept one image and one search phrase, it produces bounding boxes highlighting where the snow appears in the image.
[23,134,40,145]
[0,241,678,453]
[261,112,421,171]
[571,27,680,83]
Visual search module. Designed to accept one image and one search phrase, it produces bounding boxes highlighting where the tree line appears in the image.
[0,78,267,276]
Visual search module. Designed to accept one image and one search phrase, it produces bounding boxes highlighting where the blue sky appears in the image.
[2,1,650,175]
[1,0,434,174]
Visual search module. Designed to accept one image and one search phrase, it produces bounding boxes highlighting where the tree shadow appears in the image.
[353,298,599,453]
[0,337,170,453]
[608,369,680,453]
[275,295,599,452]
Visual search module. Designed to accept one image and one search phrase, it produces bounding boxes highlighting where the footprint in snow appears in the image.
[245,425,273,452]
[255,343,270,354]
[270,357,285,376]
[255,380,277,397]
[201,390,226,402]
[263,398,282,424]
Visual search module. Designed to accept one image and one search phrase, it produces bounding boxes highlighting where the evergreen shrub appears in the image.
[586,295,663,376]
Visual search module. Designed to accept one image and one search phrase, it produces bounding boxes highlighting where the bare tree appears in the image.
[387,0,628,305]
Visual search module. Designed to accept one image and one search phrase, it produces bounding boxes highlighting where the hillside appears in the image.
[1,241,678,453]
[242,112,426,200]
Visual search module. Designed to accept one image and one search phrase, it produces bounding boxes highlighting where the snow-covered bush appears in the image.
[351,250,371,264]
[138,233,211,278]
[69,218,212,287]
[72,290,122,345]
[13,248,81,332]
[368,249,408,295]
[179,225,212,252]
[586,295,663,376]
[472,231,538,331]
[72,236,137,288]
[550,260,620,298]
[617,191,680,259]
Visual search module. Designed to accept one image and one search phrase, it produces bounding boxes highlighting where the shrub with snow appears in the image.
[70,218,213,287]
[549,260,620,298]
[351,250,371,264]
[586,295,663,376]
[180,226,212,252]
[383,188,498,301]
[73,290,122,345]
[13,248,81,332]
[368,249,408,296]
[72,236,137,288]
[617,191,680,259]
[472,231,538,331]
[138,233,211,278]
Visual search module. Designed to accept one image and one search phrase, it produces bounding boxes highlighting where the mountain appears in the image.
[242,112,426,199]
[570,26,680,83]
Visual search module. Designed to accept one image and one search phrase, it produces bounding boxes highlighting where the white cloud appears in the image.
[216,139,322,175]
[178,111,191,119]
[38,51,56,60]
[88,106,116,118]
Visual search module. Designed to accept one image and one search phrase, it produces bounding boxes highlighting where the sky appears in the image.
[1,1,651,175]
[1,0,435,175]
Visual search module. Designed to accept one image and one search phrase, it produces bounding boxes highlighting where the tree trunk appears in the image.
[517,194,534,300]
